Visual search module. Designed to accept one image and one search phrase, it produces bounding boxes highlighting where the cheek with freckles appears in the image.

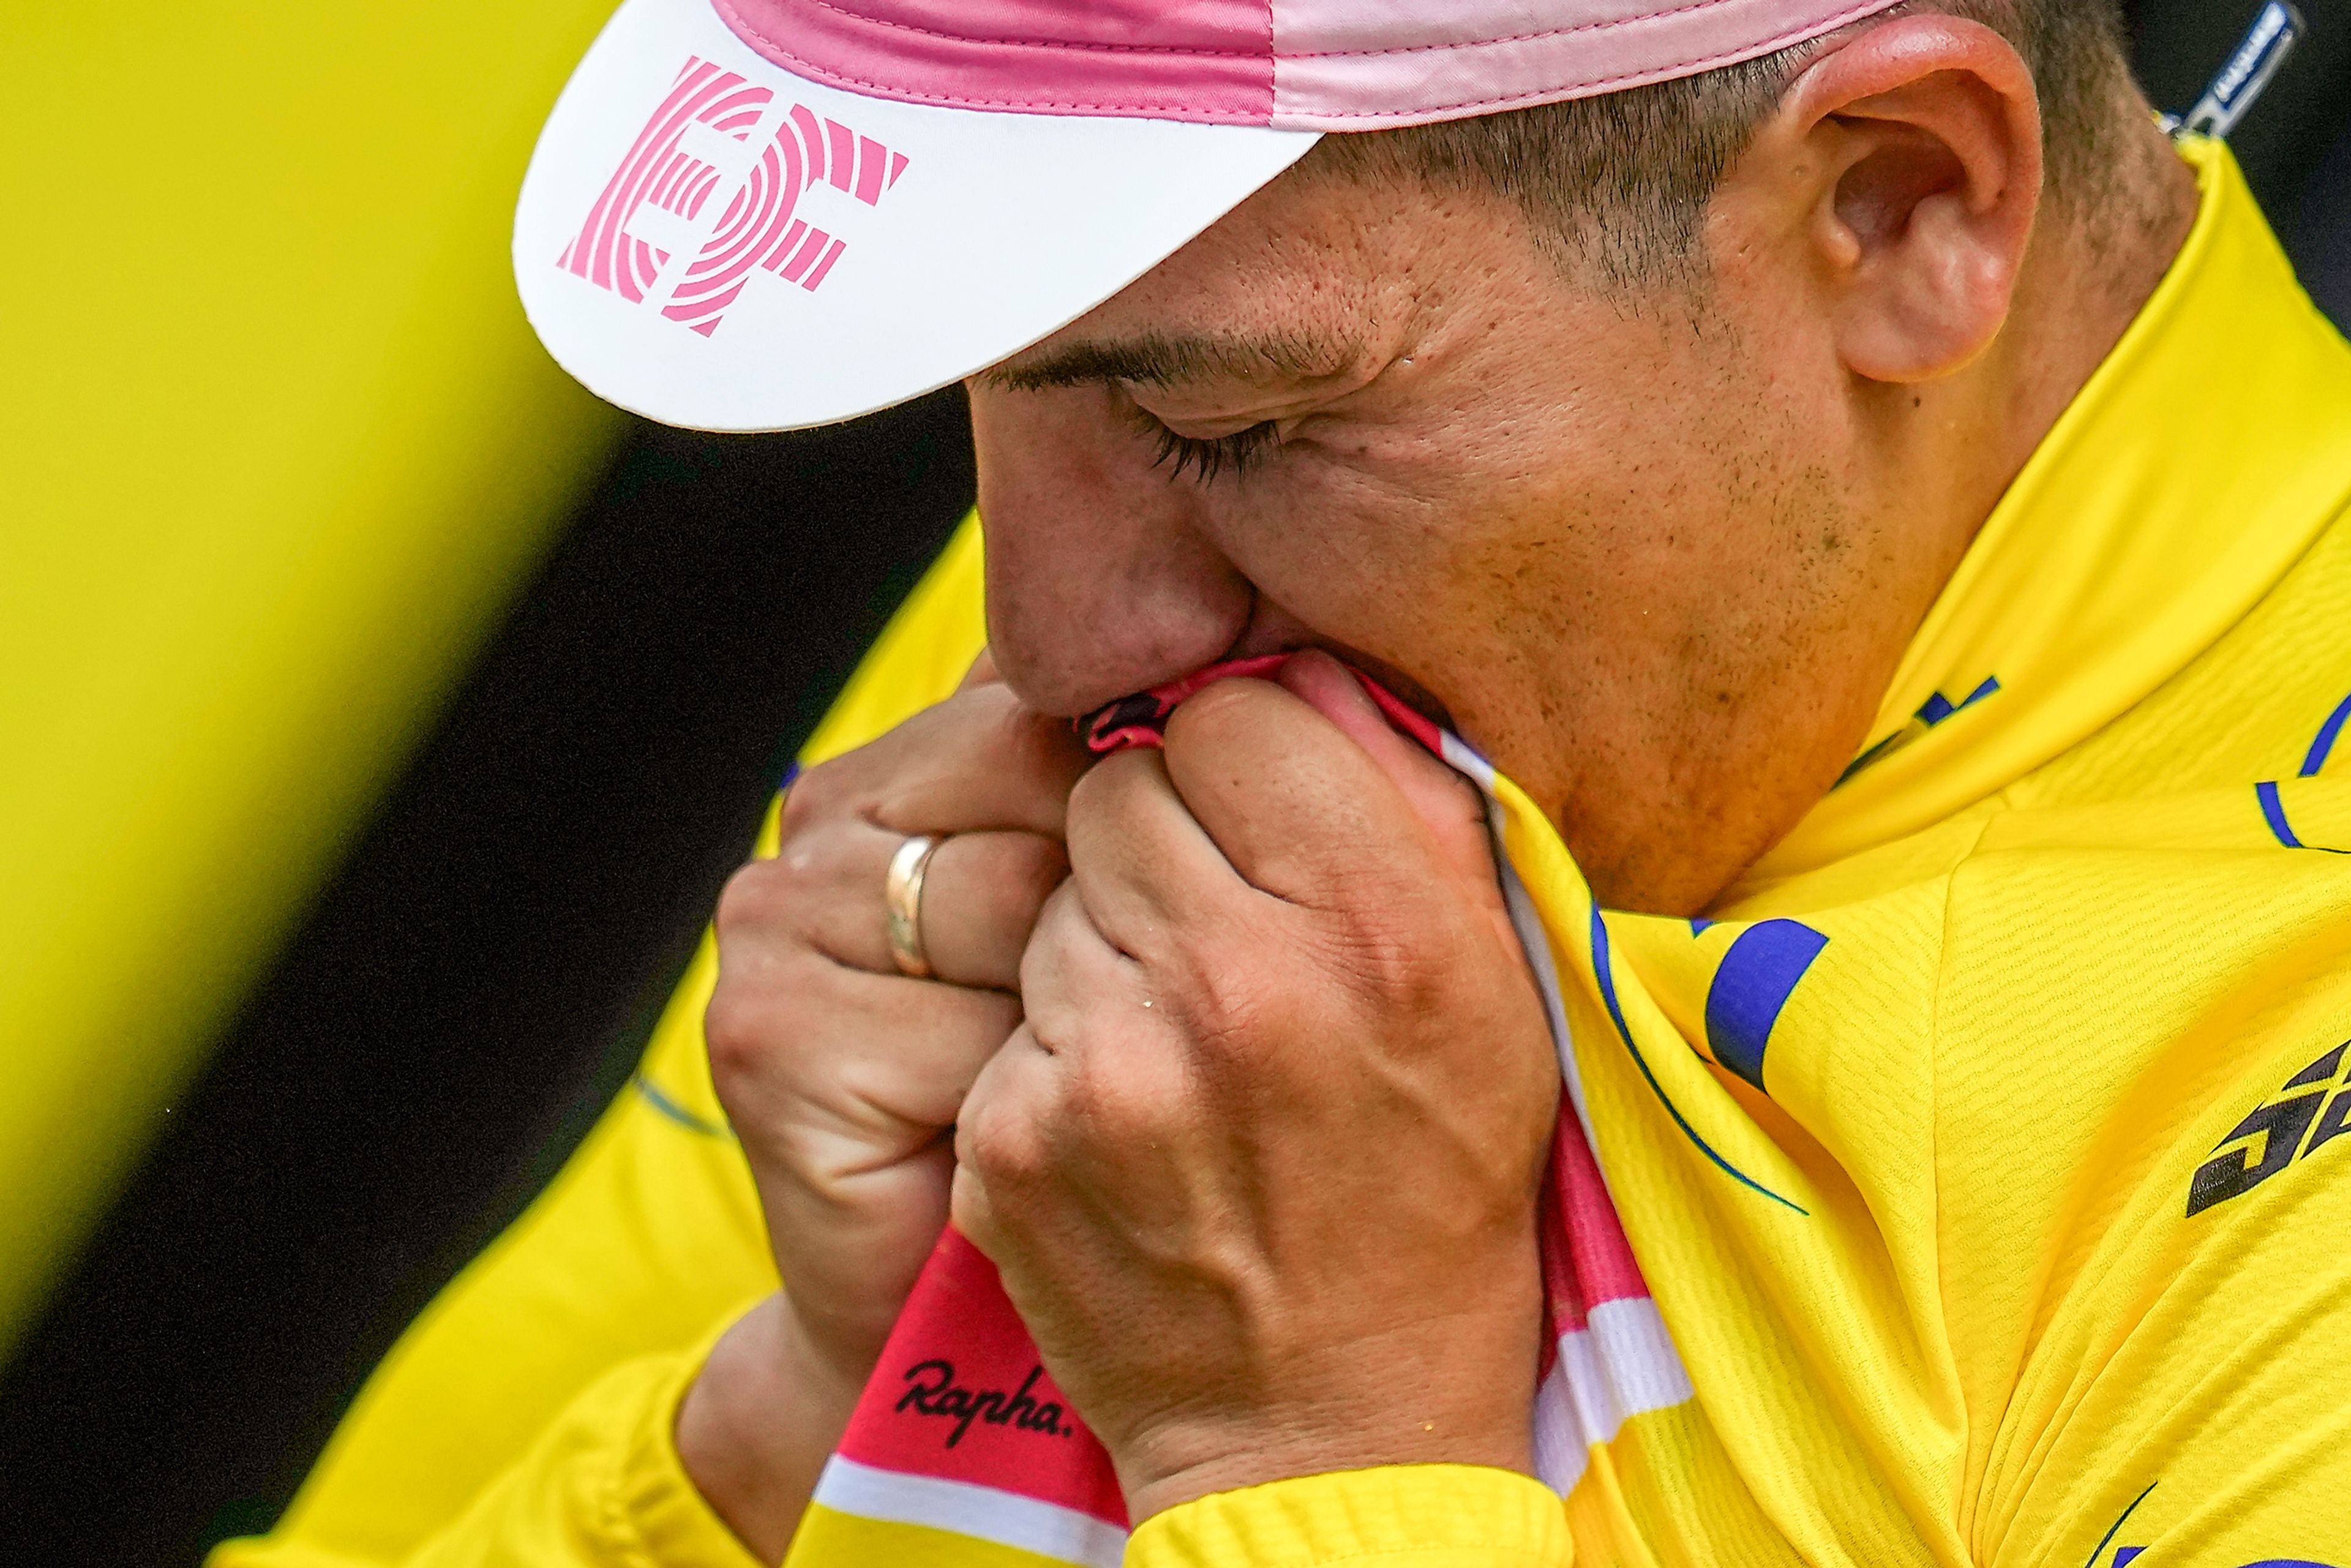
[1191,315,1840,835]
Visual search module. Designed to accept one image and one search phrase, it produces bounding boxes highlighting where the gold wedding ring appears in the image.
[884,834,943,979]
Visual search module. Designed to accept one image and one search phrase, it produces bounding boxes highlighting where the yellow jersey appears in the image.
[214,137,2351,1568]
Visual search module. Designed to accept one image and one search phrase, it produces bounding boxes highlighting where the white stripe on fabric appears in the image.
[1529,1299,1697,1496]
[1531,1357,1590,1496]
[812,1455,1128,1568]
[1589,1295,1696,1414]
[1494,849,1586,1115]
[1558,1324,1621,1447]
[1446,730,1590,1129]
[1449,726,1592,1135]
[1439,729,1498,789]
[1477,773,1646,1256]
[1427,727,1702,1502]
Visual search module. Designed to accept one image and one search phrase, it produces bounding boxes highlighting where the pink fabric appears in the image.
[1270,0,1906,127]
[706,0,1905,129]
[711,0,1277,123]
[836,1228,1129,1526]
[1542,1086,1651,1337]
[1079,653,1441,756]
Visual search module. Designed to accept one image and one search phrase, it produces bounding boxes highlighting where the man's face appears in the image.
[971,153,1916,913]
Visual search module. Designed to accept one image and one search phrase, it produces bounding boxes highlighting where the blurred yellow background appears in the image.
[0,1,629,1359]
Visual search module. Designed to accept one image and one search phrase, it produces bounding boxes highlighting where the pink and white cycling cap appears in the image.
[517,0,1902,431]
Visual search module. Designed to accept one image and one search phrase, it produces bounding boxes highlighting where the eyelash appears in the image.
[1127,406,1280,486]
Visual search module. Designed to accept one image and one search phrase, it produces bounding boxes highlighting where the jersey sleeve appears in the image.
[1126,1467,1569,1568]
[208,515,987,1568]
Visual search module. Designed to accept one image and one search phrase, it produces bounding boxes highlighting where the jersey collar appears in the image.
[1737,138,2351,892]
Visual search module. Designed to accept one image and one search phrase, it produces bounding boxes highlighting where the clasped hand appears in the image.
[689,653,1557,1553]
[954,653,1559,1520]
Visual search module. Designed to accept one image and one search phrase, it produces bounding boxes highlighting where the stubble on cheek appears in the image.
[1416,397,1873,913]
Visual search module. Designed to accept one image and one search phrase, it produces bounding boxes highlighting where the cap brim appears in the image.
[516,0,1320,432]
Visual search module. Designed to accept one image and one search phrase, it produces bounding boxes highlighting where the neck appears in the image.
[1948,113,2202,532]
[1652,114,2200,917]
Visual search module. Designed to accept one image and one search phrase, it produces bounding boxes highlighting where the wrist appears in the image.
[1120,1419,1533,1525]
[1109,1329,1539,1523]
[675,1293,872,1562]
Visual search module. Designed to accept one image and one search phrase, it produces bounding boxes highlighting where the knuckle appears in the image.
[711,858,781,941]
[703,948,828,1094]
[963,1085,1048,1190]
[1063,782,1111,852]
[1060,1052,1161,1149]
[1068,749,1150,823]
[1171,926,1286,1056]
[765,1119,848,1191]
[701,985,777,1095]
[776,756,853,838]
[1164,909,1438,1065]
[1065,754,1117,821]
[703,1018,847,1176]
[1018,981,1084,1063]
[887,694,1069,820]
[716,828,849,952]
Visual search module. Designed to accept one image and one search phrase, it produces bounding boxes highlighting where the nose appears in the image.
[970,380,1256,718]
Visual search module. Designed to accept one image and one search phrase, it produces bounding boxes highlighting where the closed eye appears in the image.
[1124,402,1278,486]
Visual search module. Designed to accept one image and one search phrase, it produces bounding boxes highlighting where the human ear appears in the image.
[1768,17,2044,383]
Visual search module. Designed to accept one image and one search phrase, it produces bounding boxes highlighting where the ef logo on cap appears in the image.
[557,56,909,339]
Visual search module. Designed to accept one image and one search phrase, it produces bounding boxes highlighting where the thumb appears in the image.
[1274,651,1496,892]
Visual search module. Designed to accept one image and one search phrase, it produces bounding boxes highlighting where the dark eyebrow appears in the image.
[983,330,1359,392]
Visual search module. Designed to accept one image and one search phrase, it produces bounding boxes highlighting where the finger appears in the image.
[920,831,1068,989]
[1062,749,1254,964]
[769,819,1067,987]
[1016,877,1147,1056]
[950,1021,1060,1257]
[875,685,1087,834]
[708,958,1022,1154]
[1008,885,1204,1224]
[1158,671,1487,915]
[1275,651,1494,884]
[793,683,1087,840]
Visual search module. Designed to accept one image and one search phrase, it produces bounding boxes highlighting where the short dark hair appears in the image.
[1318,1,2134,289]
